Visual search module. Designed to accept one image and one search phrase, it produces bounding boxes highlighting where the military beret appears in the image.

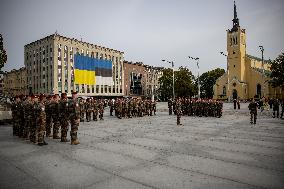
[61,93,67,98]
[71,91,77,95]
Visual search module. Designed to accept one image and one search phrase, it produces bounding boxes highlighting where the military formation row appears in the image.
[78,98,157,120]
[168,98,223,118]
[11,92,81,146]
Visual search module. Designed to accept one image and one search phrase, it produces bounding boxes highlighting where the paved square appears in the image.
[0,103,283,189]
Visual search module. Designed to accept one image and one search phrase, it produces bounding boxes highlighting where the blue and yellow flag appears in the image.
[74,54,113,86]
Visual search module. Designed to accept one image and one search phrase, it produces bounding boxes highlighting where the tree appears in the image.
[0,34,7,72]
[270,52,284,88]
[174,66,196,98]
[199,68,225,98]
[158,67,196,101]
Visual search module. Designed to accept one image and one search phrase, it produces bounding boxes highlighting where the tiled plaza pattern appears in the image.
[0,103,283,189]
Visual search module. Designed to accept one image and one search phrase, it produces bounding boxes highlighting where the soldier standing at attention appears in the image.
[45,95,53,137]
[51,94,61,139]
[176,98,182,125]
[98,99,104,120]
[36,94,48,146]
[273,99,280,118]
[79,98,85,122]
[233,98,237,109]
[248,98,257,124]
[85,98,92,122]
[30,95,38,143]
[11,95,20,136]
[59,93,69,142]
[93,98,98,121]
[68,91,80,145]
[168,98,172,115]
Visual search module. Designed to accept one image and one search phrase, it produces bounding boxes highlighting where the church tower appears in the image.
[226,1,247,98]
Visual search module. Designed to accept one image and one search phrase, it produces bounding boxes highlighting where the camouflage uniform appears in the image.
[176,99,182,125]
[98,100,104,120]
[51,97,60,139]
[79,99,85,122]
[168,99,172,115]
[59,96,69,142]
[23,98,33,140]
[30,99,37,143]
[11,99,19,136]
[248,100,257,124]
[93,99,98,121]
[35,100,48,145]
[45,98,53,137]
[68,96,80,145]
[85,99,92,122]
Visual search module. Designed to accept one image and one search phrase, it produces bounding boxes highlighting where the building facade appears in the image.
[3,67,27,97]
[24,33,124,96]
[145,66,163,100]
[123,61,146,96]
[213,2,283,100]
[0,73,4,95]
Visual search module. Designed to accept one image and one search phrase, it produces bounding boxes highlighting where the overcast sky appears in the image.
[1,0,284,76]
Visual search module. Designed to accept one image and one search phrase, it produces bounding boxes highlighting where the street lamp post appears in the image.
[259,46,265,98]
[162,60,175,99]
[188,56,200,99]
[220,52,230,102]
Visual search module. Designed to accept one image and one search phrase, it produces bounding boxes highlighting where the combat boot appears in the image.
[53,134,60,139]
[71,139,80,145]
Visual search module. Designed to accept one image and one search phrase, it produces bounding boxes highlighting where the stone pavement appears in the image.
[0,103,283,189]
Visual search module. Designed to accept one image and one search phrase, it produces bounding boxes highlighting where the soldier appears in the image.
[176,98,182,125]
[85,98,92,122]
[59,93,69,142]
[128,99,134,118]
[98,99,104,120]
[11,96,20,136]
[168,98,172,115]
[237,98,241,109]
[153,100,157,115]
[248,98,257,124]
[50,94,61,139]
[273,99,280,118]
[93,98,98,121]
[108,99,114,116]
[79,98,85,122]
[280,99,284,119]
[36,94,48,146]
[30,95,38,143]
[22,95,32,140]
[68,91,80,145]
[45,95,53,137]
[233,98,237,109]
[18,95,25,138]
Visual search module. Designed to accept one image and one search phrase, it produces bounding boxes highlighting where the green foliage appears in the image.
[270,52,284,88]
[158,67,196,101]
[199,68,225,98]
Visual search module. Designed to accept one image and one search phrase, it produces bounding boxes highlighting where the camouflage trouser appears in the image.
[46,115,52,137]
[70,117,79,142]
[60,118,69,139]
[24,119,32,139]
[37,123,46,144]
[99,111,104,120]
[80,112,85,122]
[52,116,60,138]
[169,107,172,115]
[250,112,257,124]
[86,112,91,122]
[30,121,37,143]
[93,111,98,121]
[177,114,181,125]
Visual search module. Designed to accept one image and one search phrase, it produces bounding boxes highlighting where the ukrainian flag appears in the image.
[74,54,96,85]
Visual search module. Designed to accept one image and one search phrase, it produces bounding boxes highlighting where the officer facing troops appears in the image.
[248,98,257,124]
[68,91,80,145]
[176,98,182,125]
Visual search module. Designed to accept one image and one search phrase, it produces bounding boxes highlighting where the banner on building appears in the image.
[74,54,113,86]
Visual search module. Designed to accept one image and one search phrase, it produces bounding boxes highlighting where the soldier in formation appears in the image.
[11,93,80,145]
[168,98,223,118]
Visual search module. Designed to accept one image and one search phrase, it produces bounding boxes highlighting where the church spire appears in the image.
[231,1,240,32]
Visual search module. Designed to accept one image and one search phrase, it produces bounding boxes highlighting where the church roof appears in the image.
[246,54,272,64]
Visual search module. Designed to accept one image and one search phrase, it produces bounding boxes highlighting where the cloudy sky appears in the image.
[1,0,283,76]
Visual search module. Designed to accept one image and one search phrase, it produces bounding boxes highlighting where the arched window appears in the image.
[223,86,226,95]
